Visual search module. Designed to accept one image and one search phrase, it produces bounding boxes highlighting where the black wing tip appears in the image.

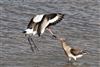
[47,13,64,26]
[57,13,65,15]
[57,13,65,20]
[27,17,34,28]
[47,13,65,16]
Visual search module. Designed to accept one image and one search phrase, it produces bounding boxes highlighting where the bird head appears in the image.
[22,28,33,35]
[59,38,65,42]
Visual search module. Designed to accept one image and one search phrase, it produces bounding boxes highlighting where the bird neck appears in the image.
[60,40,71,50]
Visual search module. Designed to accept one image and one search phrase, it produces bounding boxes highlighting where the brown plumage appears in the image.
[70,48,87,56]
[59,38,87,61]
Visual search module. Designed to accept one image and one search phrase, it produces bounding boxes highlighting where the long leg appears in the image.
[28,37,34,52]
[30,37,39,51]
[27,36,39,52]
[68,57,73,63]
[47,28,57,38]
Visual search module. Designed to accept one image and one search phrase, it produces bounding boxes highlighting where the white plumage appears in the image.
[23,13,64,36]
[23,13,64,52]
[33,14,44,23]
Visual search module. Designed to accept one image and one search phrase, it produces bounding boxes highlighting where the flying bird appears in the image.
[59,38,87,62]
[23,13,64,52]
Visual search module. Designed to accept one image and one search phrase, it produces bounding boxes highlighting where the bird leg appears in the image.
[30,37,39,51]
[27,36,39,52]
[68,58,73,63]
[47,28,57,38]
[28,37,34,52]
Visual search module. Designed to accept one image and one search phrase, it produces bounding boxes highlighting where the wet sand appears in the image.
[0,0,100,67]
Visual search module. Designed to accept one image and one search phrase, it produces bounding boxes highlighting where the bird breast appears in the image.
[62,42,71,53]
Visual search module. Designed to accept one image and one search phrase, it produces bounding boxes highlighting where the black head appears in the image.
[22,30,26,33]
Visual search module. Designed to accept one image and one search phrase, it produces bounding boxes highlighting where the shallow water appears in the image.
[0,0,100,67]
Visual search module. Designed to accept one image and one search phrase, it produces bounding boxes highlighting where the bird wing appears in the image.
[37,17,49,36]
[27,14,45,29]
[27,17,35,29]
[70,48,83,56]
[27,13,64,36]
[47,13,64,26]
[33,14,44,23]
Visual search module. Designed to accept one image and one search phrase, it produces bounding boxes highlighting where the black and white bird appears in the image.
[59,38,87,62]
[23,13,64,52]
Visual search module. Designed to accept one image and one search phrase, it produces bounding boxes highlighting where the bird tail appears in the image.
[81,49,88,54]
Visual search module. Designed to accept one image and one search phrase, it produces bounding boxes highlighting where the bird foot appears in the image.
[51,35,57,39]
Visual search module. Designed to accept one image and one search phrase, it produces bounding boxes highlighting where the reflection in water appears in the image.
[63,62,91,67]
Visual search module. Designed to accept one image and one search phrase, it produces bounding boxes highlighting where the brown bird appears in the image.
[59,38,87,61]
[23,13,64,52]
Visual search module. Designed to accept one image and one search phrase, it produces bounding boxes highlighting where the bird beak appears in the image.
[22,30,26,33]
[22,30,27,37]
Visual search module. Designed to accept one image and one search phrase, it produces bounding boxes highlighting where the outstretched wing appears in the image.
[27,13,64,36]
[47,13,64,27]
[27,17,35,29]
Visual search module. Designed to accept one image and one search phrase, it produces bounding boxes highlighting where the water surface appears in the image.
[0,0,100,67]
